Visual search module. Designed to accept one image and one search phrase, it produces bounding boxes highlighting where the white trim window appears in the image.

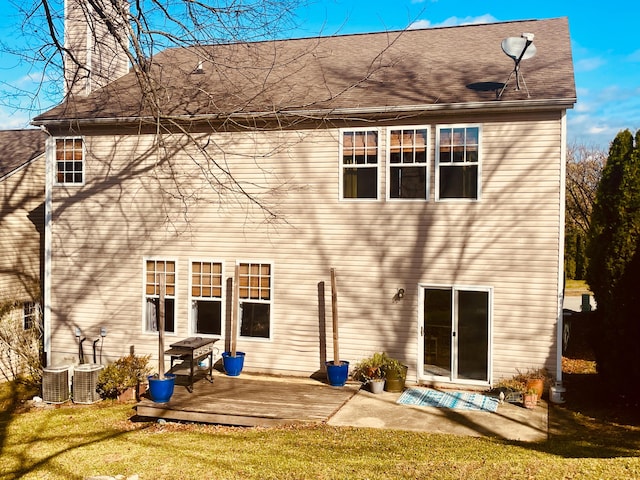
[190,260,223,336]
[340,129,379,199]
[238,262,272,339]
[436,125,481,200]
[387,127,429,200]
[23,302,41,331]
[55,137,84,185]
[144,259,176,334]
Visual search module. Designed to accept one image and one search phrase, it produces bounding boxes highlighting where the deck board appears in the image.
[136,373,359,426]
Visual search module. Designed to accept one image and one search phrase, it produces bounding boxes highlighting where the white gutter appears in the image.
[31,97,577,128]
[43,133,54,366]
[556,110,568,390]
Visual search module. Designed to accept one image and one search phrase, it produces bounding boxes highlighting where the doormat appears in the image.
[397,388,499,412]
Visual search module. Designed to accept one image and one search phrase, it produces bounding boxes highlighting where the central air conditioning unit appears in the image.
[72,364,104,404]
[42,366,70,404]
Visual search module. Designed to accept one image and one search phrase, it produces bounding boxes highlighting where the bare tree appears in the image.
[4,0,408,225]
[566,142,606,235]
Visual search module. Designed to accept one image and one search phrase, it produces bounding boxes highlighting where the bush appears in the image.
[96,354,151,399]
[0,298,42,385]
[586,129,640,395]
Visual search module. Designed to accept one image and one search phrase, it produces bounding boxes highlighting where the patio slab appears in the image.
[328,388,548,442]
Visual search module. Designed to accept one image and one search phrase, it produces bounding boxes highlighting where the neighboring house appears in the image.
[32,7,576,389]
[0,129,46,377]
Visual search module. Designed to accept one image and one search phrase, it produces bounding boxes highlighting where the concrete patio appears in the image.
[136,372,548,442]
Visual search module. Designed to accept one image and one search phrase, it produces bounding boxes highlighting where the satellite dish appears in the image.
[501,36,537,61]
[498,33,536,98]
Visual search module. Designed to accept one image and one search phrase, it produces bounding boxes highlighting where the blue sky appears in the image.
[1,0,638,150]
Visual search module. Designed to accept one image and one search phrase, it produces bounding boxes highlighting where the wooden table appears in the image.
[166,337,217,392]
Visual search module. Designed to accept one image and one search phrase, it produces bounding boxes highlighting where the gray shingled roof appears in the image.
[33,17,575,125]
[0,129,46,179]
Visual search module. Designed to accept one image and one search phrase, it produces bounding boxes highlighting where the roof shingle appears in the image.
[33,17,575,125]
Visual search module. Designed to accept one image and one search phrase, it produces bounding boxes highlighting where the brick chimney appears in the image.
[64,0,130,97]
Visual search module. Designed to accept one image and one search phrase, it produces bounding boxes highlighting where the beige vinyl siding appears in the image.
[48,110,563,384]
[0,156,44,304]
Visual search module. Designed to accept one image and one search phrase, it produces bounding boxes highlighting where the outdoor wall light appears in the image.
[397,288,405,299]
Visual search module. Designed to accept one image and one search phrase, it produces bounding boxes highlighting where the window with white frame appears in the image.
[436,126,480,200]
[238,262,271,339]
[388,127,429,199]
[191,261,223,336]
[341,129,378,199]
[144,259,176,333]
[55,138,84,185]
[23,302,41,330]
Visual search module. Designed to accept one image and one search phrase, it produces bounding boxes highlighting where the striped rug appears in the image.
[397,387,499,412]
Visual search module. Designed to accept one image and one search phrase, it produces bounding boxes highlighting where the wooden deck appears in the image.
[136,372,359,426]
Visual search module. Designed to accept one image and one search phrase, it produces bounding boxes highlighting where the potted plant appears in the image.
[382,355,408,393]
[352,352,387,394]
[96,353,151,402]
[523,387,539,409]
[148,274,177,402]
[514,368,549,399]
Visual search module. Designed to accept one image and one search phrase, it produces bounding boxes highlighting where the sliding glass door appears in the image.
[421,286,491,383]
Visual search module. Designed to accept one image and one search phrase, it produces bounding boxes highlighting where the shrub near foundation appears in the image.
[96,354,151,400]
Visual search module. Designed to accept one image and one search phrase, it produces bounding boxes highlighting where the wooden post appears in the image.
[158,273,166,380]
[231,264,239,357]
[330,268,340,365]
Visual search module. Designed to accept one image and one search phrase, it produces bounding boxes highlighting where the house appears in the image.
[0,129,46,378]
[32,5,576,390]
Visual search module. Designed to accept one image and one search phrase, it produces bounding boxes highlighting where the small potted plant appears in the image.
[96,353,151,402]
[514,368,549,399]
[382,355,408,393]
[352,352,387,393]
[523,387,539,409]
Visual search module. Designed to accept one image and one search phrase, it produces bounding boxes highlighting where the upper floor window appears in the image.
[55,138,84,185]
[144,259,176,333]
[436,126,480,200]
[388,127,429,200]
[238,262,272,339]
[191,261,223,336]
[341,129,378,199]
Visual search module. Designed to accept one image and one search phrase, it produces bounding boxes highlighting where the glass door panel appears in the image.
[456,290,489,382]
[423,288,452,377]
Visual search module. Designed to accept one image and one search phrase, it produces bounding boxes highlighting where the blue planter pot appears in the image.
[222,352,245,376]
[147,373,176,403]
[326,360,349,387]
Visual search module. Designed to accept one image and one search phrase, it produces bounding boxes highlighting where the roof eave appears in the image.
[31,97,576,129]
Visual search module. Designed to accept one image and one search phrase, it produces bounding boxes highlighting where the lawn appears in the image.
[1,319,639,480]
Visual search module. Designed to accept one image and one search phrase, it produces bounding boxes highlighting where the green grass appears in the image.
[1,379,640,479]
[565,279,592,295]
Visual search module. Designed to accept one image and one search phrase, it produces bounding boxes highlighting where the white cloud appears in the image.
[628,49,640,62]
[574,57,605,72]
[0,107,33,130]
[409,14,497,30]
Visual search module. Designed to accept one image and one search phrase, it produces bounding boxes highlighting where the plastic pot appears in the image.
[147,373,176,403]
[326,360,349,387]
[222,351,246,376]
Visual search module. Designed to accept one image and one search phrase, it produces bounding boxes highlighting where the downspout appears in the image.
[555,110,568,391]
[42,129,54,366]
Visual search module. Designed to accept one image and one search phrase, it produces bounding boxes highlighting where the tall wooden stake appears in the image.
[158,273,166,380]
[231,264,239,357]
[330,268,340,365]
